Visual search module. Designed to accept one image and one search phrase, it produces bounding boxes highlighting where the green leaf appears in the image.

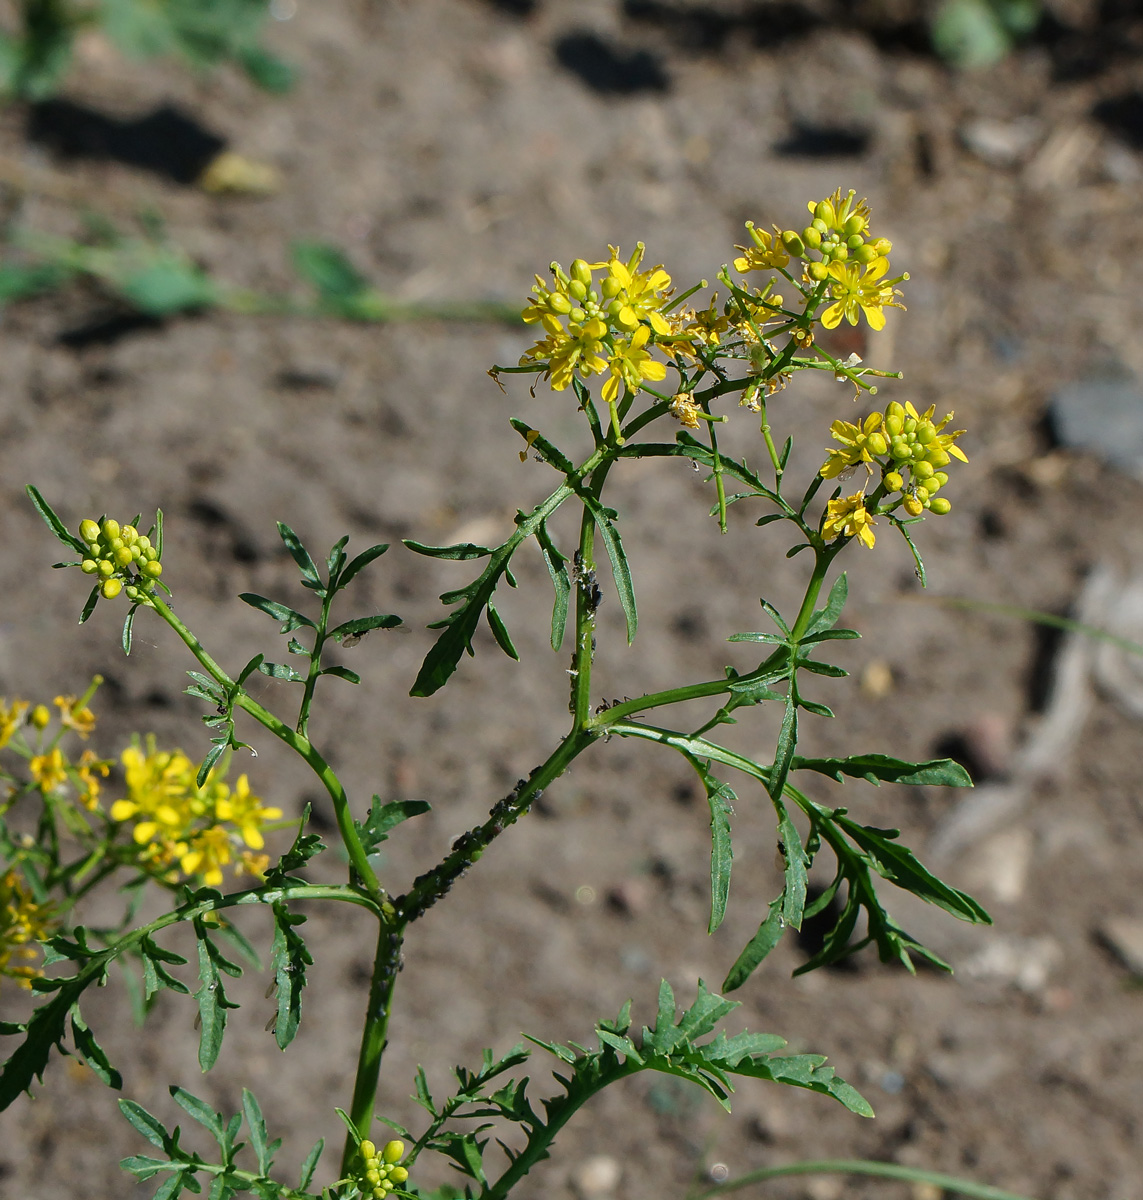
[319,665,361,685]
[327,613,402,642]
[675,979,739,1045]
[26,486,85,553]
[337,543,389,589]
[264,806,324,882]
[485,601,520,661]
[236,655,265,686]
[298,1139,324,1191]
[242,1089,273,1175]
[70,1009,122,1089]
[797,658,847,678]
[805,573,848,637]
[583,496,637,642]
[120,1154,176,1181]
[722,897,785,992]
[835,816,991,923]
[728,631,787,644]
[596,1028,643,1063]
[693,767,733,934]
[356,799,432,854]
[239,45,295,92]
[257,661,304,683]
[508,418,578,475]
[792,754,973,788]
[119,258,216,315]
[78,585,100,625]
[775,800,808,931]
[292,241,369,300]
[276,523,321,588]
[193,924,240,1072]
[404,539,495,560]
[238,593,316,633]
[121,606,138,655]
[196,741,227,788]
[890,515,927,586]
[171,1086,224,1141]
[119,1099,171,1150]
[269,903,311,1050]
[534,519,570,651]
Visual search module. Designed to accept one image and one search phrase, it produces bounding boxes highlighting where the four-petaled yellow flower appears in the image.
[601,325,668,404]
[821,413,888,479]
[820,258,905,332]
[523,319,609,392]
[823,492,877,548]
[181,826,232,887]
[215,775,282,850]
[733,222,791,274]
[593,244,673,335]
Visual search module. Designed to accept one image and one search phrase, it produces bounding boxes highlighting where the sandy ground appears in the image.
[3,2,1143,1198]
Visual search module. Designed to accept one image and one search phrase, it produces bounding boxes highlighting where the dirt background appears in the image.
[3,1,1143,1197]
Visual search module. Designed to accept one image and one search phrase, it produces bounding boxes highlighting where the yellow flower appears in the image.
[820,258,905,332]
[110,744,213,845]
[0,699,29,749]
[823,492,877,548]
[0,870,54,991]
[733,222,791,273]
[820,412,888,479]
[600,325,668,404]
[180,826,232,887]
[29,748,68,793]
[520,318,609,391]
[53,695,96,739]
[591,243,672,336]
[236,850,270,879]
[215,775,281,850]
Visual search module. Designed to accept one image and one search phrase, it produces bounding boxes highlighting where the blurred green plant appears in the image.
[0,218,520,325]
[0,0,294,101]
[931,0,1041,69]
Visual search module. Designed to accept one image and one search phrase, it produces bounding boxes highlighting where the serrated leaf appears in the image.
[722,897,785,992]
[675,980,739,1045]
[238,593,316,633]
[270,903,311,1050]
[595,1028,643,1063]
[276,522,321,587]
[328,613,402,642]
[835,816,991,923]
[792,754,973,788]
[356,799,432,854]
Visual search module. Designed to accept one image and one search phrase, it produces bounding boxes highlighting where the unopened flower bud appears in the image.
[570,259,592,286]
[98,560,115,578]
[814,200,836,226]
[382,1140,405,1164]
[914,461,934,479]
[390,1167,408,1183]
[807,261,829,282]
[867,432,888,456]
[114,547,134,568]
[870,237,892,255]
[142,561,163,579]
[81,558,99,574]
[79,519,101,544]
[846,232,865,249]
[802,225,822,250]
[101,519,119,541]
[930,497,952,515]
[568,280,587,302]
[101,578,122,599]
[360,1141,377,1161]
[853,243,878,264]
[31,704,50,729]
[884,470,904,491]
[548,293,572,315]
[120,526,138,544]
[843,214,867,237]
[903,496,924,517]
[780,229,805,256]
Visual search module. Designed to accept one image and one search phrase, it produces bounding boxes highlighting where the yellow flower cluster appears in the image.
[520,245,671,436]
[818,401,968,547]
[6,690,110,810]
[735,189,908,332]
[77,517,162,601]
[0,699,29,749]
[357,1139,409,1198]
[0,870,54,991]
[109,740,281,887]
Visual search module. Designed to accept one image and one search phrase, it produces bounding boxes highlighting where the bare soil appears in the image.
[3,2,1143,1198]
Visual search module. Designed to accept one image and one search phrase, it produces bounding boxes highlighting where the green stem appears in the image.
[788,548,834,642]
[297,586,335,738]
[571,505,599,729]
[689,1158,1037,1200]
[706,416,729,533]
[146,594,389,910]
[341,921,403,1174]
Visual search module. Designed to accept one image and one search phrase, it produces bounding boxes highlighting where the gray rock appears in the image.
[1052,380,1143,480]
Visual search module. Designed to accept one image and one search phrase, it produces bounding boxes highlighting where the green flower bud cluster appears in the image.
[879,401,965,517]
[78,518,162,600]
[783,189,893,283]
[357,1139,409,1198]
